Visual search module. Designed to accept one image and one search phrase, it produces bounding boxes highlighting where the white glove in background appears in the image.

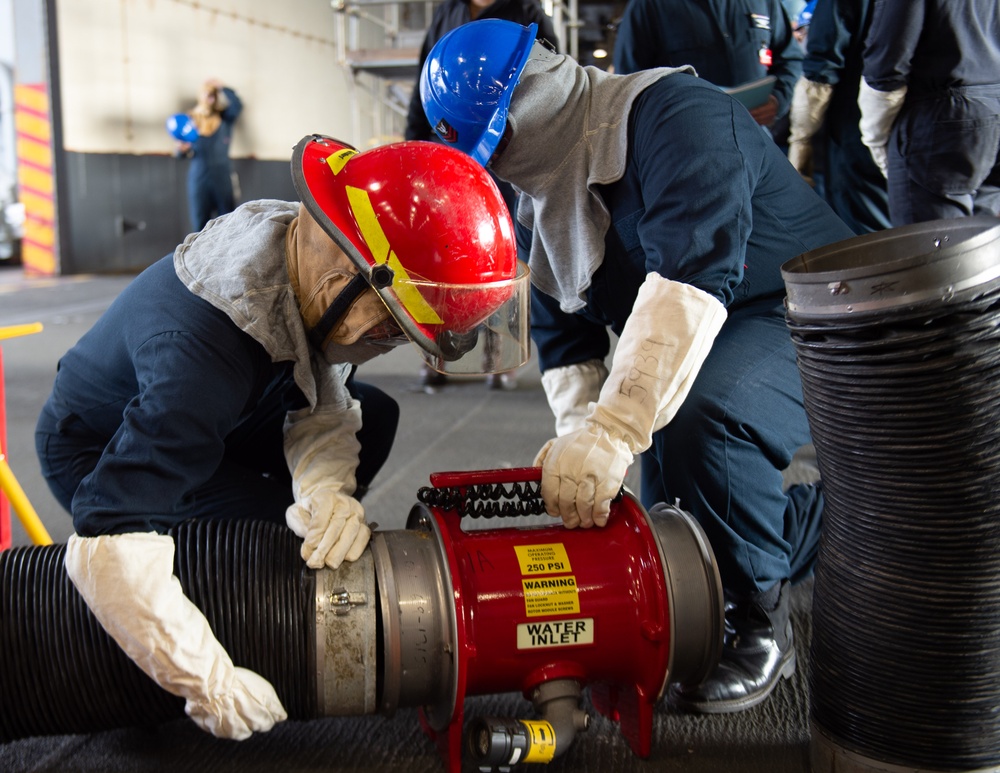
[535,274,727,529]
[284,398,370,570]
[540,359,609,437]
[787,78,834,183]
[858,78,907,177]
[64,532,287,740]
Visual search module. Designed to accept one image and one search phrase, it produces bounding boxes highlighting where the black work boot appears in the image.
[669,581,795,713]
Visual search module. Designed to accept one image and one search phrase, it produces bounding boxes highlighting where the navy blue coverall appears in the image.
[34,256,397,537]
[863,0,1000,224]
[803,0,890,234]
[526,74,854,595]
[188,87,243,232]
[613,0,803,122]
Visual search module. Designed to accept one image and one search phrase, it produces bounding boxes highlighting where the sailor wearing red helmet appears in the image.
[421,19,854,714]
[35,135,529,740]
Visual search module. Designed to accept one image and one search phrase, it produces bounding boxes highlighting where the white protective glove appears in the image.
[65,532,287,740]
[540,359,609,437]
[283,398,370,570]
[534,274,727,529]
[858,78,907,177]
[787,78,834,183]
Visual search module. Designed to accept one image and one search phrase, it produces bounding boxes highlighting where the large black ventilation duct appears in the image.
[0,518,315,740]
[782,216,1000,772]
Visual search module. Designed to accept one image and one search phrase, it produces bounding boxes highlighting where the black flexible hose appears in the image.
[788,280,1000,769]
[0,519,315,741]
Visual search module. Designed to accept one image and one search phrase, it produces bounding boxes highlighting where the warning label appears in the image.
[513,543,572,576]
[521,575,580,617]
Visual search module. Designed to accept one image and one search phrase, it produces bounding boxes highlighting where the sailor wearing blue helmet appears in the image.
[421,19,855,714]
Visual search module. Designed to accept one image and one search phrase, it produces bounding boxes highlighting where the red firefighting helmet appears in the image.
[291,134,530,374]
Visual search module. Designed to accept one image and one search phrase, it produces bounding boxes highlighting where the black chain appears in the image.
[417,479,547,519]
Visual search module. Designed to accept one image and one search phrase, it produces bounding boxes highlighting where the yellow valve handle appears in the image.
[521,720,557,763]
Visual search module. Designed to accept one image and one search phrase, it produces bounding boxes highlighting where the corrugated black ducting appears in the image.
[0,519,314,741]
[782,217,1000,770]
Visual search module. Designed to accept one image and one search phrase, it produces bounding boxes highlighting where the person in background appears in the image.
[612,0,803,137]
[175,79,243,232]
[858,0,1000,225]
[788,1,826,197]
[36,135,528,741]
[421,20,855,714]
[404,0,558,390]
[787,0,890,234]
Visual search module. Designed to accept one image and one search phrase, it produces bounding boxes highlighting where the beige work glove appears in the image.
[540,359,609,437]
[284,398,370,570]
[534,274,727,529]
[787,78,834,184]
[858,78,907,177]
[65,532,287,740]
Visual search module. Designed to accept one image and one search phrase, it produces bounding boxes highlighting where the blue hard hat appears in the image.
[797,0,816,27]
[420,20,538,166]
[166,113,198,143]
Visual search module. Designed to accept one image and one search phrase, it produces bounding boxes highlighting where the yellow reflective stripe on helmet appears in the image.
[345,185,444,325]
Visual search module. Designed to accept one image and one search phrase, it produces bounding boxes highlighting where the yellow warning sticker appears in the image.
[521,720,557,763]
[324,147,358,175]
[514,543,572,575]
[522,576,580,617]
[517,618,594,649]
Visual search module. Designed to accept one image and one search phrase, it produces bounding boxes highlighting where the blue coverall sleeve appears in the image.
[861,0,922,90]
[220,87,243,124]
[629,87,756,306]
[802,0,858,85]
[530,285,611,372]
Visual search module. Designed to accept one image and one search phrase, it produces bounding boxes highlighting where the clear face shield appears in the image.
[378,260,532,376]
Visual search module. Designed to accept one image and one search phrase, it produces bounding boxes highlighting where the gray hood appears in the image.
[172,200,349,410]
[492,52,691,312]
